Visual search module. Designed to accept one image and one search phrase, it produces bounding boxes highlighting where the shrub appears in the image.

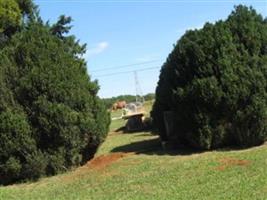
[0,0,21,36]
[0,109,37,184]
[152,5,267,149]
[0,1,110,184]
[21,150,48,181]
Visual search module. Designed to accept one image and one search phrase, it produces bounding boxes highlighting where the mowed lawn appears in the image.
[0,101,267,200]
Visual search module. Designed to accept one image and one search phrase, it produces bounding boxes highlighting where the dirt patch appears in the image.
[86,152,133,169]
[216,157,251,171]
[60,152,133,184]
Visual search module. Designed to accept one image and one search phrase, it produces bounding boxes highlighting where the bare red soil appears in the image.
[86,152,132,169]
[216,157,251,171]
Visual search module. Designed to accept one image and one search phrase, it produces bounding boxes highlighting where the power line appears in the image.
[94,66,160,78]
[90,59,163,73]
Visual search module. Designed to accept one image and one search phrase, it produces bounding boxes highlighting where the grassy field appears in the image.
[0,101,267,200]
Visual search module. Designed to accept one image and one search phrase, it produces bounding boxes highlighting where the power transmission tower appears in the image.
[134,71,145,103]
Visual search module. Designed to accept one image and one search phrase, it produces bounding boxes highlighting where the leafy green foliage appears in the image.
[152,5,267,149]
[0,1,110,184]
[0,109,37,184]
[0,0,21,35]
[16,0,35,17]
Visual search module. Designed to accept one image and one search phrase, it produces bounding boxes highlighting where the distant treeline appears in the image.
[102,93,155,109]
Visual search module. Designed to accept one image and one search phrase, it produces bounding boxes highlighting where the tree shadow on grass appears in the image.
[111,137,203,156]
[111,134,266,156]
[114,126,152,134]
[215,142,267,152]
[114,126,125,132]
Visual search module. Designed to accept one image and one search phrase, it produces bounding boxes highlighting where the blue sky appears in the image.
[35,0,266,98]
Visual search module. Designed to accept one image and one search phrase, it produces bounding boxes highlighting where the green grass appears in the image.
[1,100,267,200]
[110,109,123,119]
[109,118,125,132]
[1,132,266,200]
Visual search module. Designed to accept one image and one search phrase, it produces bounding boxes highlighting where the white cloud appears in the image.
[85,41,109,58]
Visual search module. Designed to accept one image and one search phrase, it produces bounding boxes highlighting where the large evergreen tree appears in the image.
[0,1,110,184]
[152,5,267,149]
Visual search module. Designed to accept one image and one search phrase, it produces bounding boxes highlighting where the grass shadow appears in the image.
[111,137,203,156]
[114,126,152,134]
[115,126,126,132]
[215,142,267,152]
